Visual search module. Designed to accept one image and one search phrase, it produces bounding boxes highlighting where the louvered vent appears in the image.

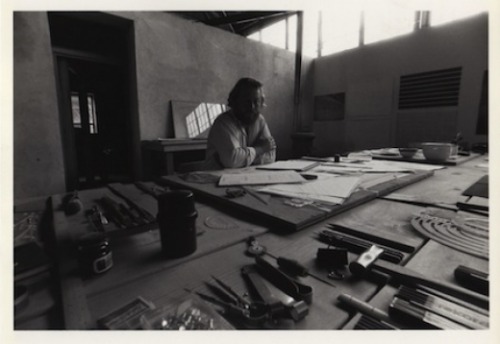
[398,67,462,109]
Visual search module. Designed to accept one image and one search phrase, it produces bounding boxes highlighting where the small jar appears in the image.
[77,232,113,275]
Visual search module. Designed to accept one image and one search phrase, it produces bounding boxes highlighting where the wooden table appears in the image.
[142,139,207,176]
[23,155,491,333]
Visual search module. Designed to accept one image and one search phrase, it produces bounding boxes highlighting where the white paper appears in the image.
[257,175,362,205]
[218,170,305,186]
[256,160,320,171]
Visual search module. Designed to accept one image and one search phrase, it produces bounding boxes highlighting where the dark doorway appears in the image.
[49,12,138,190]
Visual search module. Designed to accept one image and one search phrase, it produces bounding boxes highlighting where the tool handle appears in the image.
[319,230,404,263]
[454,265,489,296]
[349,245,384,276]
[277,257,308,277]
[374,260,489,310]
[328,223,414,253]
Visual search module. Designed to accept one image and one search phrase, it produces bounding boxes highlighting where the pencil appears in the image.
[242,186,269,204]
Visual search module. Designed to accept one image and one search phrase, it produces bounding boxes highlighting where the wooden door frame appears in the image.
[52,20,140,190]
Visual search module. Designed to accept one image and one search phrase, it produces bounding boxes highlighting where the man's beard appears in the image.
[237,111,259,126]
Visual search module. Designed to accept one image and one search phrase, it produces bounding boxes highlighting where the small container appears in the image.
[398,147,418,159]
[77,232,113,276]
[421,142,453,162]
[157,190,198,258]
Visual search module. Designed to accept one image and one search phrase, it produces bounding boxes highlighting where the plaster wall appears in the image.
[14,12,65,200]
[312,13,488,155]
[117,12,297,160]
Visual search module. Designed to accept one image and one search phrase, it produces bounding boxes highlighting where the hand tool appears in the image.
[327,223,415,253]
[317,230,404,263]
[204,281,240,306]
[185,289,269,326]
[316,247,348,269]
[241,186,269,204]
[337,293,391,322]
[211,275,251,307]
[349,245,385,276]
[107,184,156,223]
[454,265,489,296]
[253,256,313,305]
[241,264,309,321]
[245,236,337,288]
[349,253,489,310]
[99,196,132,228]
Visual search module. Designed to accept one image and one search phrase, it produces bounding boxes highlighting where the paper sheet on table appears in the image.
[257,175,362,205]
[218,170,305,186]
[256,160,320,171]
[316,159,444,173]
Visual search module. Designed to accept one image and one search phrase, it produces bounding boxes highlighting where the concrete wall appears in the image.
[13,12,299,200]
[14,12,66,200]
[311,13,488,156]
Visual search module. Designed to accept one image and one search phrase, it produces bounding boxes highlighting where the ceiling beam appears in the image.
[203,11,289,26]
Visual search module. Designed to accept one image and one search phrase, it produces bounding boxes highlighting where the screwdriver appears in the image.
[275,256,338,288]
[245,236,337,288]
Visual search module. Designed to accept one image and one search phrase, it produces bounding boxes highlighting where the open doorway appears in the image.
[49,12,139,191]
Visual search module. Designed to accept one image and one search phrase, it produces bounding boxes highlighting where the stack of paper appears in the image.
[257,175,362,205]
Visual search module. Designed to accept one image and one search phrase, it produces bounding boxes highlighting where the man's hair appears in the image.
[228,77,263,108]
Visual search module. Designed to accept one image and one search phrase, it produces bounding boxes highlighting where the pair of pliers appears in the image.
[188,276,270,327]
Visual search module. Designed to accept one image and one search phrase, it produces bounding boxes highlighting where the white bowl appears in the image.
[421,142,452,162]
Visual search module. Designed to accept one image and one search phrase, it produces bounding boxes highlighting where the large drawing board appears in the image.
[160,170,433,231]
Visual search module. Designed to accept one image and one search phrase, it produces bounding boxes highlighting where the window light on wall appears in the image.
[246,1,487,58]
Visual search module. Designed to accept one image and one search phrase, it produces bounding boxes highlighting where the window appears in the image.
[364,4,415,45]
[71,92,98,134]
[246,2,487,57]
[185,103,227,138]
[248,14,296,51]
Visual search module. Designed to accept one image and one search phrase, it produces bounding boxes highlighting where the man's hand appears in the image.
[254,137,276,156]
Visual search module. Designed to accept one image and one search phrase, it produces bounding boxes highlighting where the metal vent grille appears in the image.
[398,67,462,109]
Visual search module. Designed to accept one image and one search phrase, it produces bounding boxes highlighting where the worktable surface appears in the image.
[15,154,491,336]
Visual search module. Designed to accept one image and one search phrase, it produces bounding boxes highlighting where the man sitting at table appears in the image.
[203,77,276,170]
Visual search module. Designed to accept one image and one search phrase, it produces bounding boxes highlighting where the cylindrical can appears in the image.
[157,190,198,258]
[77,232,113,276]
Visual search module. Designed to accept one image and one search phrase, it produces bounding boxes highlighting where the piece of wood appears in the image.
[51,194,93,329]
[462,175,488,198]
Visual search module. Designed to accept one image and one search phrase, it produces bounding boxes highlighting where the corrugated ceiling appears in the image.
[169,11,297,36]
